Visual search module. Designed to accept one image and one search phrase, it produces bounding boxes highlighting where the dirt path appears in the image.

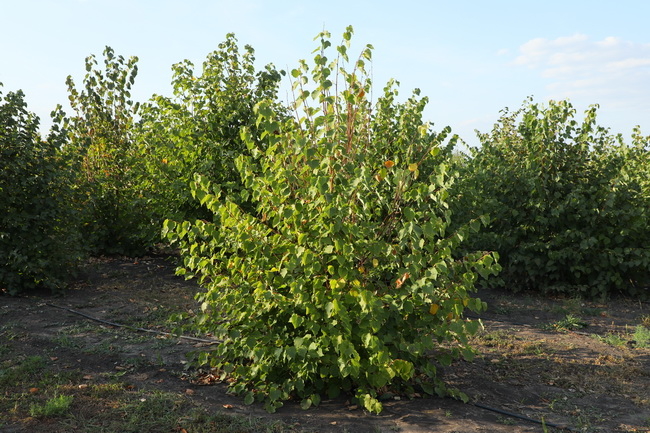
[2,256,649,432]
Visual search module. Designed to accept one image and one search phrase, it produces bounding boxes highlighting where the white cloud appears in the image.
[513,34,650,111]
[606,57,650,70]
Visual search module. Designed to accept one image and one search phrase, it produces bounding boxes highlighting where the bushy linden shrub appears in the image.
[56,40,284,255]
[57,47,151,255]
[136,34,286,224]
[0,85,82,294]
[164,28,499,413]
[452,99,650,298]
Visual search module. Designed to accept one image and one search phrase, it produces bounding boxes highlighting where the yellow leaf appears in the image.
[408,163,418,172]
[429,304,439,315]
[358,266,365,274]
[372,259,379,267]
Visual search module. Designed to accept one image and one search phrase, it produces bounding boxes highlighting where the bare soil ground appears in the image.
[1,255,649,432]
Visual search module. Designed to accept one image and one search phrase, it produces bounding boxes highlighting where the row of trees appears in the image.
[452,100,650,299]
[2,26,648,412]
[2,35,283,293]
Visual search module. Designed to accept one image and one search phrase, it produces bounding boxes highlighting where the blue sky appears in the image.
[2,0,649,148]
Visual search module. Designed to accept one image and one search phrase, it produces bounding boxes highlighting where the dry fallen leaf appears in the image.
[395,272,410,288]
[222,404,233,409]
[29,387,39,394]
[185,388,195,395]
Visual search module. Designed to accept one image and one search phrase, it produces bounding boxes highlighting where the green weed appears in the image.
[0,355,45,387]
[550,298,582,316]
[632,326,650,348]
[592,333,627,347]
[58,322,98,336]
[29,394,74,418]
[496,415,516,425]
[87,382,124,398]
[82,338,120,355]
[491,305,513,315]
[591,326,650,348]
[477,330,516,348]
[53,334,81,349]
[0,322,23,343]
[542,314,588,332]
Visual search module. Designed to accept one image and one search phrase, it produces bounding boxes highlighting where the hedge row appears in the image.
[2,35,648,300]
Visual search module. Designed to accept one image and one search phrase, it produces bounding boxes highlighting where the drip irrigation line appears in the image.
[45,303,221,345]
[468,400,578,432]
[459,316,582,431]
[46,302,579,431]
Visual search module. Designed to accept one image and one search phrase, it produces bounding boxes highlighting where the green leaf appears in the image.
[290,313,304,328]
[359,393,382,414]
[392,359,415,380]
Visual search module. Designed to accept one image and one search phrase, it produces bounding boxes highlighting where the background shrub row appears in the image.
[1,34,648,299]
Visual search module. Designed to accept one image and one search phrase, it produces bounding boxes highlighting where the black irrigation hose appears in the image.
[45,303,221,344]
[48,303,581,431]
[468,400,578,432]
[460,315,582,431]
